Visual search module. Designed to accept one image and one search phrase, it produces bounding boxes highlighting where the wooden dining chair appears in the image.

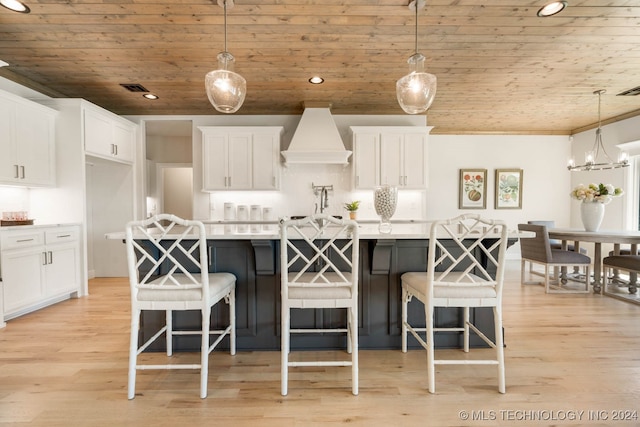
[603,255,640,296]
[527,220,587,277]
[518,223,591,293]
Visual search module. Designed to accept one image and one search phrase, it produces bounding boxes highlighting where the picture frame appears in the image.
[459,169,487,209]
[495,169,523,209]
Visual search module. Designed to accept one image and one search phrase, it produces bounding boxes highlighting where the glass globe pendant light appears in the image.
[205,0,246,114]
[396,0,437,114]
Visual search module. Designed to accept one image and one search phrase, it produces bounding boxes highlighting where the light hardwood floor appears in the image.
[1,260,639,426]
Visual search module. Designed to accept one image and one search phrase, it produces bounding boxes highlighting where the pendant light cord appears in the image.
[414,0,419,55]
[223,0,228,52]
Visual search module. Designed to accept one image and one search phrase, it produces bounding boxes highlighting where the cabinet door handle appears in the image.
[228,176,231,187]
[20,165,25,179]
[115,144,118,156]
[14,165,19,179]
[42,251,48,266]
[48,251,53,264]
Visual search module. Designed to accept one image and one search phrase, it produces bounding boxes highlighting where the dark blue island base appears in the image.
[139,238,509,352]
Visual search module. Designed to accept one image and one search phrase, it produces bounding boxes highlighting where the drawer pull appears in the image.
[56,234,72,238]
[16,238,35,243]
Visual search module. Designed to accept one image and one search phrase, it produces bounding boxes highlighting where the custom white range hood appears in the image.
[281,106,352,165]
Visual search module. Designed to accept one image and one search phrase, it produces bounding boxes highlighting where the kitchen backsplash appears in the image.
[208,163,426,221]
[0,187,31,219]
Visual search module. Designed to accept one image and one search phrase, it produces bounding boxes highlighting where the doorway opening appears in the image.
[145,120,193,218]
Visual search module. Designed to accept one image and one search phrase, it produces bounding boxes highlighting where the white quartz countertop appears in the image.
[105,220,527,241]
[0,222,82,231]
[105,223,431,240]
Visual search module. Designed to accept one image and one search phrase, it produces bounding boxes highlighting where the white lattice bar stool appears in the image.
[401,214,509,393]
[280,214,359,395]
[125,214,236,399]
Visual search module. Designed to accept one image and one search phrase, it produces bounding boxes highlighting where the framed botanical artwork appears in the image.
[495,169,523,209]
[459,169,487,209]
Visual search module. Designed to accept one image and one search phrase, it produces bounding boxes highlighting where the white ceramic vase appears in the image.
[580,201,605,232]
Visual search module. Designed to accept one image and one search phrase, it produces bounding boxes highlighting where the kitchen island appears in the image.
[107,221,515,351]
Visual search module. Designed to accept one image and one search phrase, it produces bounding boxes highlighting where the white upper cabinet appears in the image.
[200,126,283,191]
[84,105,135,163]
[251,131,281,190]
[352,130,380,189]
[350,126,431,190]
[0,89,56,187]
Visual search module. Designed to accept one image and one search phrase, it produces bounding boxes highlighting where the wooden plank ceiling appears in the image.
[1,0,640,134]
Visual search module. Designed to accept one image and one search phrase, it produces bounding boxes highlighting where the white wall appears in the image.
[86,157,134,277]
[428,135,572,230]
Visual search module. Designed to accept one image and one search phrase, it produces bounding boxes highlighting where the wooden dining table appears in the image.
[548,228,640,293]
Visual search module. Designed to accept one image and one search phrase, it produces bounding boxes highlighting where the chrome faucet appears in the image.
[321,187,329,212]
[312,183,333,215]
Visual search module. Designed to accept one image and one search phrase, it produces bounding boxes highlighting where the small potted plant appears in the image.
[344,200,360,220]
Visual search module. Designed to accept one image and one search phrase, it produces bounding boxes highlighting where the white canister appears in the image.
[237,205,249,233]
[224,202,236,220]
[262,206,273,231]
[250,205,261,233]
[223,202,236,233]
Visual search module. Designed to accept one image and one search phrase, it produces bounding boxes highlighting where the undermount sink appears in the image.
[290,215,343,220]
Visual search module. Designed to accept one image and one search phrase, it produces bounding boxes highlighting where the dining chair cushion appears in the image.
[550,249,591,265]
[608,249,639,256]
[603,255,640,271]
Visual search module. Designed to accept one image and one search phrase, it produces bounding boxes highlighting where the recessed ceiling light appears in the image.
[537,1,567,17]
[309,76,324,84]
[0,0,30,13]
[143,93,159,100]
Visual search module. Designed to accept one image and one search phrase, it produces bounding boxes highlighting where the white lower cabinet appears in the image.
[1,225,81,321]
